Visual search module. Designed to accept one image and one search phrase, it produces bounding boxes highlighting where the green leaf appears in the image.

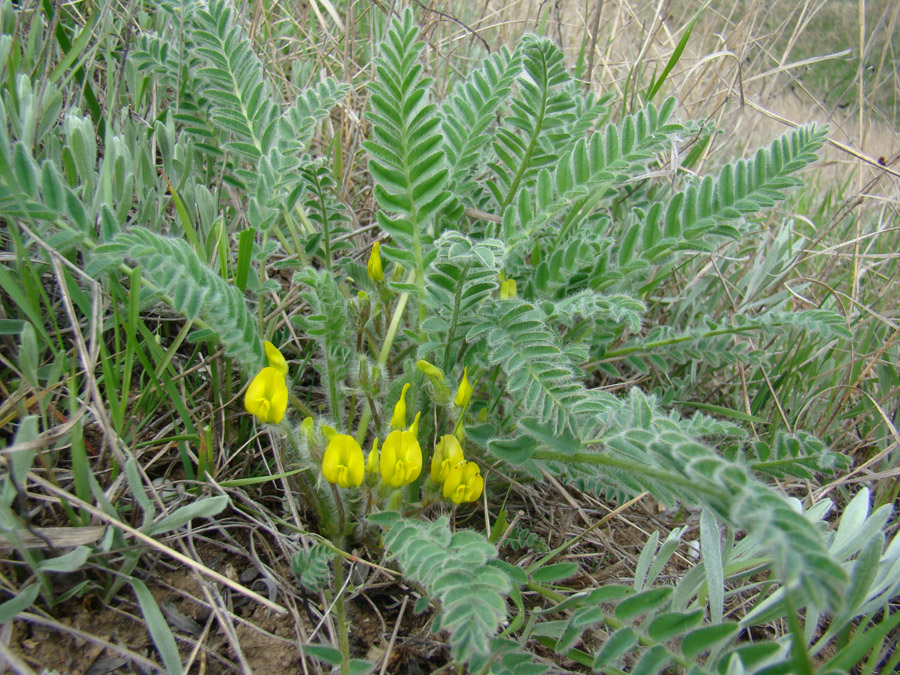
[821,610,900,672]
[632,644,670,675]
[593,626,638,668]
[701,508,724,623]
[18,322,39,389]
[235,227,255,292]
[532,562,579,583]
[681,622,739,659]
[147,495,229,536]
[10,416,39,489]
[131,578,182,674]
[614,587,673,621]
[304,644,344,665]
[647,610,704,641]
[37,545,91,573]
[0,583,40,623]
[367,511,402,528]
[349,659,375,675]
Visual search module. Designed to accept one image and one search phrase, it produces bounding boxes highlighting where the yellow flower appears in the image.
[244,367,288,424]
[431,435,465,484]
[380,429,422,487]
[367,241,384,282]
[443,461,484,504]
[322,434,365,488]
[264,341,288,375]
[390,383,410,430]
[366,438,380,475]
[500,278,517,299]
[454,367,472,408]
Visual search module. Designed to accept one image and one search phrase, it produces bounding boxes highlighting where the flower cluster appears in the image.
[244,341,289,424]
[319,375,482,504]
[429,433,483,504]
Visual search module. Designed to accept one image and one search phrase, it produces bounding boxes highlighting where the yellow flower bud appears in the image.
[366,438,380,475]
[431,435,465,484]
[322,434,365,488]
[416,360,444,381]
[300,416,314,439]
[454,366,473,408]
[321,425,338,443]
[443,461,484,504]
[244,367,289,424]
[409,411,421,436]
[367,241,384,282]
[380,429,422,488]
[500,278,517,300]
[264,341,289,375]
[390,383,410,430]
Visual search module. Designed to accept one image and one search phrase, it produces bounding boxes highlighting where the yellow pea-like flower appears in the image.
[322,434,365,488]
[443,461,484,504]
[390,383,410,430]
[244,367,289,424]
[264,341,288,375]
[431,434,465,484]
[454,366,472,408]
[380,429,422,488]
[367,241,384,282]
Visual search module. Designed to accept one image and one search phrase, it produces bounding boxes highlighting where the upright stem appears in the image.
[355,269,417,445]
[333,553,351,675]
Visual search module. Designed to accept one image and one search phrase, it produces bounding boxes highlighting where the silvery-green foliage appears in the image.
[488,35,577,210]
[736,429,852,480]
[295,160,352,263]
[508,98,681,255]
[291,543,332,593]
[529,490,900,673]
[363,10,449,262]
[291,268,351,417]
[134,0,348,238]
[600,307,850,378]
[92,228,264,371]
[420,231,506,367]
[375,513,517,665]
[440,46,523,187]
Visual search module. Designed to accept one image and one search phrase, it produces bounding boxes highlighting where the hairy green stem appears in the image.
[332,553,351,675]
[355,269,417,445]
[532,448,728,499]
[442,262,470,372]
[325,354,342,428]
[595,324,763,361]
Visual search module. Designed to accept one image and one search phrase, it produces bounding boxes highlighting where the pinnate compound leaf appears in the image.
[379,515,515,664]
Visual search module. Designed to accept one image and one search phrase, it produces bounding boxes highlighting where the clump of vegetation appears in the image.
[1,1,897,673]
